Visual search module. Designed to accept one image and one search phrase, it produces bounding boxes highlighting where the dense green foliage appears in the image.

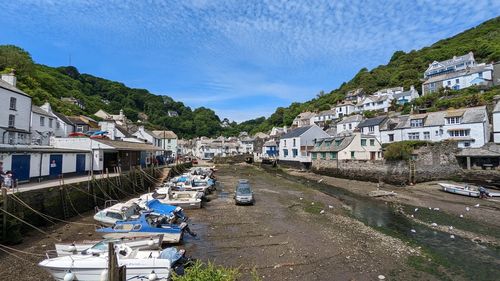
[0,45,224,138]
[383,141,430,161]
[238,16,500,134]
[171,261,239,281]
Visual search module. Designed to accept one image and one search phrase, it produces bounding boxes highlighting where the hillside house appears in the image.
[380,106,489,148]
[336,114,363,135]
[292,112,316,128]
[311,132,382,163]
[39,102,75,138]
[333,102,355,118]
[357,116,388,142]
[240,136,255,154]
[68,115,99,133]
[345,88,366,103]
[31,105,57,145]
[393,86,419,105]
[153,130,178,158]
[99,120,132,141]
[0,73,31,145]
[61,97,85,109]
[424,52,476,79]
[355,95,392,113]
[270,126,287,138]
[279,125,330,167]
[313,109,336,127]
[262,140,279,157]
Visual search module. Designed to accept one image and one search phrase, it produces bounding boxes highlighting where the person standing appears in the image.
[3,171,13,190]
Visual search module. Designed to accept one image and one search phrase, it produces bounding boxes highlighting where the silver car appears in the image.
[234,179,254,205]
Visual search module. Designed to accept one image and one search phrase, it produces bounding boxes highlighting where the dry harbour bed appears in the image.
[0,164,499,280]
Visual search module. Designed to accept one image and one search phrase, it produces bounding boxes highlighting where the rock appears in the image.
[378,275,386,280]
[450,235,455,239]
[474,204,480,208]
[449,226,454,230]
[311,202,315,205]
[460,214,464,218]
[431,223,438,227]
[299,197,303,200]
[318,179,323,183]
[410,229,416,233]
[414,208,419,212]
[433,208,440,211]
[410,214,414,218]
[320,210,325,214]
[466,207,470,211]
[328,205,334,209]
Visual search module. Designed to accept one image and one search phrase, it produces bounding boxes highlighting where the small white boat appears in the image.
[54,236,163,257]
[438,183,500,197]
[93,200,140,226]
[141,187,202,209]
[39,245,185,281]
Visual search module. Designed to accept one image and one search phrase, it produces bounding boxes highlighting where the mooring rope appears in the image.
[0,207,61,242]
[0,244,46,257]
[0,246,34,263]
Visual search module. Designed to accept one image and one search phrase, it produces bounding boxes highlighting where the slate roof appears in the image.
[116,124,132,137]
[280,125,313,139]
[31,105,53,118]
[357,116,387,128]
[53,112,75,126]
[317,109,336,116]
[67,116,88,125]
[393,89,417,99]
[429,52,474,69]
[458,143,500,157]
[263,140,278,146]
[94,139,163,151]
[337,115,363,125]
[312,135,354,152]
[153,130,178,139]
[0,79,30,97]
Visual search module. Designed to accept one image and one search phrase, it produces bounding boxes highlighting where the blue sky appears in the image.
[0,1,498,122]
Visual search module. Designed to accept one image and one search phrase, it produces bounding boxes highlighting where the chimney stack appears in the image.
[1,70,17,87]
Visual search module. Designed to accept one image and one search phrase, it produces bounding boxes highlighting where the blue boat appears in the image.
[145,199,188,222]
[96,213,188,243]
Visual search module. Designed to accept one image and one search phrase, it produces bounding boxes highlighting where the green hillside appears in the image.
[242,16,500,134]
[0,45,223,138]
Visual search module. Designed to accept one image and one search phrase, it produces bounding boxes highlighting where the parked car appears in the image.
[234,179,254,205]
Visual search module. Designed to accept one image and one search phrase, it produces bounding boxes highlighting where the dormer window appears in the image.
[446,117,461,125]
[410,119,423,127]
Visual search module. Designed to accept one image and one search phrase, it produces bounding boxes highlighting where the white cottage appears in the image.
[357,116,388,142]
[0,73,31,145]
[336,115,363,135]
[279,125,330,166]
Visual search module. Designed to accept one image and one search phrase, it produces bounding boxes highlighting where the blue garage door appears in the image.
[76,154,86,174]
[49,154,63,179]
[11,155,31,182]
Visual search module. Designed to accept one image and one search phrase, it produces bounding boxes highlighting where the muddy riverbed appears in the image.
[1,164,499,280]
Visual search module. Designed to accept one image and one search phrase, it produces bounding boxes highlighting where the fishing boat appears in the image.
[96,213,187,243]
[93,200,141,227]
[141,187,202,209]
[39,246,187,281]
[438,183,500,197]
[54,236,163,257]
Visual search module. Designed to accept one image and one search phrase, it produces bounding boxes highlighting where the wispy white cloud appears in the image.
[1,0,498,122]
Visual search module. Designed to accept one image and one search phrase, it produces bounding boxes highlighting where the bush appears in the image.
[383,141,429,161]
[171,261,240,281]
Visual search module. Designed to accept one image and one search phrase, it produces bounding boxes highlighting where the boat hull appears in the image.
[101,231,182,244]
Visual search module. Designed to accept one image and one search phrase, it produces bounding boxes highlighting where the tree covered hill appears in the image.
[240,16,500,134]
[0,45,223,138]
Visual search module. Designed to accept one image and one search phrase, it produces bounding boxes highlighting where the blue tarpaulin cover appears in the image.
[146,199,177,214]
[159,247,183,262]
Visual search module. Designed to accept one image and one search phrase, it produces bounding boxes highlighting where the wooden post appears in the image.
[2,187,7,242]
[108,242,126,281]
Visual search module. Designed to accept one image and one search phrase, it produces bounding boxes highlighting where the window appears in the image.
[446,117,461,124]
[351,151,355,159]
[343,124,346,130]
[449,130,470,137]
[464,142,471,147]
[361,139,367,146]
[408,132,420,140]
[56,121,60,129]
[321,153,326,160]
[312,152,317,160]
[325,141,331,147]
[9,97,16,110]
[348,124,352,130]
[447,81,451,86]
[455,79,459,84]
[40,116,45,126]
[283,149,288,157]
[435,130,439,136]
[370,139,375,146]
[292,149,298,157]
[8,114,15,127]
[76,125,84,132]
[335,140,342,146]
[368,126,375,133]
[410,119,423,127]
[423,132,430,140]
[330,152,337,159]
[284,140,287,147]
[49,118,53,128]
[388,134,394,142]
[315,142,321,147]
[8,132,15,144]
[293,139,296,147]
[478,72,483,78]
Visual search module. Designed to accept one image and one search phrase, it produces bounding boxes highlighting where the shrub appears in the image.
[383,141,429,161]
[171,261,240,281]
